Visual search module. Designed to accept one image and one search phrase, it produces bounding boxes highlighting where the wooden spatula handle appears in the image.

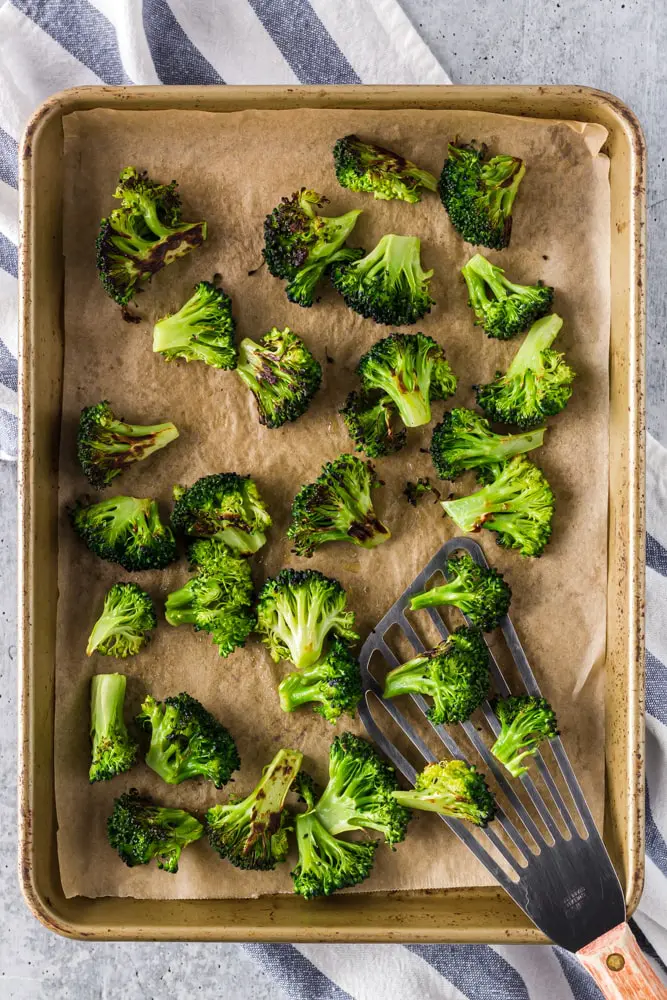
[577,922,667,998]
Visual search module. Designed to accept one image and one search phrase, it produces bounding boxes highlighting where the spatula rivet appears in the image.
[606,953,625,971]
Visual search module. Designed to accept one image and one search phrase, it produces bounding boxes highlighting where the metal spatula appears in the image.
[358,537,666,999]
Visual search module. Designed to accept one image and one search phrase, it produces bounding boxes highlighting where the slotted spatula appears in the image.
[357,537,666,999]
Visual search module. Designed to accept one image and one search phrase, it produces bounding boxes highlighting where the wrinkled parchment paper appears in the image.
[57,108,610,899]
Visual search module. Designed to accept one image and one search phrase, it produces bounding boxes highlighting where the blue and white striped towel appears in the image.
[1,2,665,998]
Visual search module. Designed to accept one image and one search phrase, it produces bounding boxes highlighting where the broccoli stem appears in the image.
[382,661,434,700]
[491,711,550,777]
[153,305,205,353]
[87,603,139,656]
[92,420,179,457]
[163,581,199,627]
[410,582,473,612]
[278,671,324,712]
[506,314,563,378]
[91,673,127,739]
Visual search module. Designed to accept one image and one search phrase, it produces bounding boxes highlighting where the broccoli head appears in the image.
[96,166,206,307]
[462,253,554,340]
[153,279,236,369]
[70,495,177,571]
[430,407,545,482]
[77,400,179,490]
[439,142,525,250]
[383,625,489,725]
[393,759,496,827]
[491,695,559,777]
[206,748,303,870]
[287,453,390,557]
[138,692,240,788]
[256,568,359,670]
[89,672,138,782]
[278,638,362,723]
[410,552,511,631]
[475,314,575,428]
[236,327,322,428]
[171,473,272,554]
[292,810,377,899]
[442,456,555,558]
[333,134,437,203]
[340,390,407,459]
[107,788,203,873]
[87,582,157,658]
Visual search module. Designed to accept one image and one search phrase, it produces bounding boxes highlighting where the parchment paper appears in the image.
[57,107,610,899]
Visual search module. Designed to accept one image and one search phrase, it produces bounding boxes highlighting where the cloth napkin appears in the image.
[0,2,665,998]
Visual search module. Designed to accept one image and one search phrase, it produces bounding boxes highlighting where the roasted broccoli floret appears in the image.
[89,672,138,782]
[393,759,496,827]
[107,788,203,872]
[70,495,177,571]
[357,333,457,428]
[439,142,525,250]
[96,166,206,307]
[256,568,359,670]
[331,234,434,326]
[475,314,575,428]
[87,582,157,658]
[287,453,390,557]
[236,327,322,428]
[77,400,179,490]
[404,477,439,506]
[442,456,555,558]
[138,693,240,788]
[206,748,303,870]
[263,188,362,306]
[462,253,554,339]
[292,810,377,899]
[333,134,437,203]
[340,390,407,458]
[410,552,511,631]
[430,407,545,482]
[171,473,272,554]
[153,280,236,368]
[278,638,362,723]
[383,625,489,725]
[491,695,559,777]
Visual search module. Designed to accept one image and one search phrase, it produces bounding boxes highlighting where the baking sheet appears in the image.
[57,107,610,900]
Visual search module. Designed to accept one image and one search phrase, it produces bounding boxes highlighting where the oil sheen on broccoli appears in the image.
[430,407,545,482]
[70,495,177,571]
[77,400,179,490]
[491,695,559,777]
[393,759,496,827]
[171,473,272,554]
[87,582,157,658]
[462,253,554,339]
[107,788,203,872]
[340,390,407,458]
[410,552,511,632]
[333,134,437,202]
[153,280,237,369]
[278,637,362,723]
[236,327,322,428]
[89,672,138,782]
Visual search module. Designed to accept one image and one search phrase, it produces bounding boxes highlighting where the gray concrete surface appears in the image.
[1,2,665,997]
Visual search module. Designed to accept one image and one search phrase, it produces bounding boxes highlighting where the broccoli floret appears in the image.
[138,692,240,788]
[206,748,303,870]
[442,456,555,557]
[430,407,545,482]
[95,166,206,307]
[340,390,407,459]
[357,333,457,429]
[153,280,236,368]
[491,695,559,777]
[287,454,390,557]
[256,568,359,670]
[263,188,362,306]
[462,253,554,340]
[331,235,434,326]
[439,142,525,250]
[171,473,272,554]
[383,625,489,725]
[107,788,203,872]
[89,672,138,782]
[333,134,437,203]
[409,552,511,631]
[278,638,362,723]
[236,327,322,428]
[70,495,177,571]
[393,759,496,827]
[77,400,179,490]
[87,582,157,658]
[475,314,575,428]
[291,810,377,899]
[293,770,319,809]
[404,477,439,506]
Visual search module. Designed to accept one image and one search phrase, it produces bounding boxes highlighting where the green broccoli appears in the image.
[263,188,362,306]
[462,253,554,340]
[404,477,439,506]
[138,692,240,788]
[393,759,496,827]
[292,810,378,899]
[383,625,489,725]
[409,552,511,631]
[70,495,177,571]
[340,390,407,459]
[333,134,437,203]
[96,166,206,307]
[491,695,559,777]
[475,314,575,428]
[256,568,359,670]
[171,473,272,554]
[331,234,434,326]
[153,279,236,368]
[287,453,390,557]
[278,638,362,723]
[430,407,545,482]
[236,327,322,428]
[107,788,203,873]
[87,582,157,658]
[206,748,303,870]
[89,672,138,782]
[439,142,525,250]
[442,456,555,558]
[77,400,179,490]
